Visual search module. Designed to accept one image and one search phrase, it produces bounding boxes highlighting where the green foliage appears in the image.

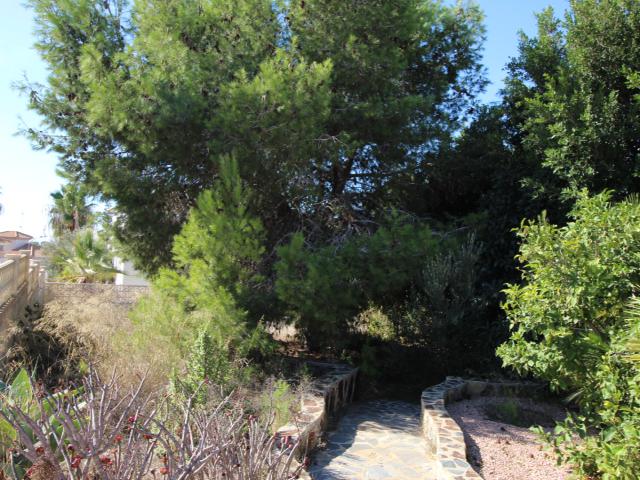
[505,0,640,201]
[259,379,295,433]
[127,156,273,388]
[45,228,118,283]
[533,339,640,480]
[157,155,266,315]
[49,181,94,238]
[171,328,231,404]
[498,192,640,393]
[23,0,486,275]
[356,307,395,343]
[275,214,442,346]
[498,192,640,479]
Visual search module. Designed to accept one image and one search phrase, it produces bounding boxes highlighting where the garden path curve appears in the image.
[308,400,438,479]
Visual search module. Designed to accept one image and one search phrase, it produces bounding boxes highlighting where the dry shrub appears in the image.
[3,303,90,387]
[3,289,167,391]
[44,289,177,392]
[1,369,303,480]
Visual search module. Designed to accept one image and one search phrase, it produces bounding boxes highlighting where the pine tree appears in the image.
[23,0,486,274]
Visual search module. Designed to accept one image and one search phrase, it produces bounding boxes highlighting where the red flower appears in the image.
[143,433,155,440]
[114,434,123,444]
[70,455,83,469]
[35,446,44,455]
[160,466,169,475]
[100,455,113,465]
[127,415,137,424]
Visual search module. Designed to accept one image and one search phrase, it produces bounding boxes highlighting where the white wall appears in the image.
[113,257,149,286]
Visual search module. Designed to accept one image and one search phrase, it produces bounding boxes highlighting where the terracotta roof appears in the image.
[0,231,33,243]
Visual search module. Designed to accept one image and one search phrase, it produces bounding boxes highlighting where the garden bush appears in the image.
[275,214,444,347]
[276,217,492,377]
[498,192,640,479]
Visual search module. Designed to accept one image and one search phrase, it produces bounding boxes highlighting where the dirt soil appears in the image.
[447,396,573,480]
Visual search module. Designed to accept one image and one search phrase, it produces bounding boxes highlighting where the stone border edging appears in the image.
[421,376,545,480]
[276,362,358,463]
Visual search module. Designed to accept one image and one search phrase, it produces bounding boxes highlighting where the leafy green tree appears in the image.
[498,192,640,392]
[154,156,266,318]
[286,0,486,209]
[126,156,272,386]
[497,192,640,479]
[23,0,486,274]
[505,1,640,203]
[275,214,443,346]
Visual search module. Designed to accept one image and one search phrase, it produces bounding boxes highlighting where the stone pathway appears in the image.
[308,400,438,479]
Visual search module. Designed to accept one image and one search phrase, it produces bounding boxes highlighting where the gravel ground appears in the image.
[447,396,573,480]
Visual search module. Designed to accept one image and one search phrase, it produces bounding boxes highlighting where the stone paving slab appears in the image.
[308,400,438,479]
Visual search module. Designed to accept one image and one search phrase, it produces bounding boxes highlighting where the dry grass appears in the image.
[46,290,179,392]
[2,290,173,392]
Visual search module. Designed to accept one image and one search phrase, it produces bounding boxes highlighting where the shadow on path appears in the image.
[308,400,437,480]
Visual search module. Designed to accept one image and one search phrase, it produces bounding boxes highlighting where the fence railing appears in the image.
[0,251,42,310]
[0,251,46,355]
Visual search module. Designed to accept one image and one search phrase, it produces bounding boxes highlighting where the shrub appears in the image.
[498,192,640,393]
[498,192,640,479]
[0,369,302,480]
[171,328,234,404]
[258,379,297,433]
[275,213,443,347]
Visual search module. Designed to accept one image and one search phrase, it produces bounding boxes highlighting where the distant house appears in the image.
[0,231,33,256]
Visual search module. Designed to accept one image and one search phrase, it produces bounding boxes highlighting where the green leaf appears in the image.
[10,369,33,407]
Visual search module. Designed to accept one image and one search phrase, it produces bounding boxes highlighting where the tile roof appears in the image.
[0,231,33,243]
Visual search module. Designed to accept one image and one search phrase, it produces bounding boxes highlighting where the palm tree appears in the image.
[49,183,94,238]
[46,229,119,283]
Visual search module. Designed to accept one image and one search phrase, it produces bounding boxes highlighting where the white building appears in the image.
[112,257,149,286]
[0,231,33,260]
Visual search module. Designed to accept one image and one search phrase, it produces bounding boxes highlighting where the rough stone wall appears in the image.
[421,377,545,480]
[276,362,358,463]
[45,282,150,306]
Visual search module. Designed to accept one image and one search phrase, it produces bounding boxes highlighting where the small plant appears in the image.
[259,379,296,433]
[491,399,520,425]
[171,328,234,404]
[0,369,77,479]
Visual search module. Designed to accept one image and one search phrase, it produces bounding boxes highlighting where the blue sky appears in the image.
[0,0,570,239]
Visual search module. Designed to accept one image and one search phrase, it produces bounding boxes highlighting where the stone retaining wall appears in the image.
[45,282,149,306]
[276,362,358,464]
[421,377,545,480]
